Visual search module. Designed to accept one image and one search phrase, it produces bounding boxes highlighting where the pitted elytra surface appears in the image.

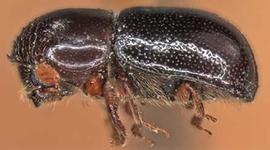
[115,7,257,101]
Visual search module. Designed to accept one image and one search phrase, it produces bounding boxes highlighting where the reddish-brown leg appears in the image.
[176,83,217,135]
[117,82,169,146]
[103,80,126,146]
[84,73,102,96]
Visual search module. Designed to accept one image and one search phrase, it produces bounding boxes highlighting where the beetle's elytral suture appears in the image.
[122,82,170,146]
[103,80,127,146]
[176,83,217,135]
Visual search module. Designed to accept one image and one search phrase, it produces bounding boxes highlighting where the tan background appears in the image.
[1,0,270,150]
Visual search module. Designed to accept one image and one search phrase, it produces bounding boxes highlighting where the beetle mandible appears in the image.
[9,7,258,146]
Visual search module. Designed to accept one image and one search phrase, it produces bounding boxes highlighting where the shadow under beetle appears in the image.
[9,7,258,146]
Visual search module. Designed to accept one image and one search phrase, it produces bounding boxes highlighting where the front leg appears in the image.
[24,63,63,107]
[103,81,126,146]
[29,85,62,107]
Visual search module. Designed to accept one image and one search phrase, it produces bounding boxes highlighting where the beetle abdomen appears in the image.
[114,7,258,101]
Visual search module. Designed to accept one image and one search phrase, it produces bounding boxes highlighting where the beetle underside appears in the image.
[16,60,220,146]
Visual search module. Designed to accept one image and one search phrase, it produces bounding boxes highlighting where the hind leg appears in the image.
[176,83,217,135]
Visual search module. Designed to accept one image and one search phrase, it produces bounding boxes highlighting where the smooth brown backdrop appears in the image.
[1,0,269,150]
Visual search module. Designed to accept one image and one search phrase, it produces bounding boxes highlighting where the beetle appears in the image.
[8,7,258,146]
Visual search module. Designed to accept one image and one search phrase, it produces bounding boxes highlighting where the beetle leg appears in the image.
[113,80,154,146]
[125,101,157,146]
[29,85,62,107]
[121,83,170,144]
[103,80,126,146]
[17,64,74,107]
[176,83,194,109]
[29,63,65,106]
[84,73,102,96]
[176,83,217,135]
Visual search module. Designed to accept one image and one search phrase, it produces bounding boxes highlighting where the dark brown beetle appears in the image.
[9,7,258,146]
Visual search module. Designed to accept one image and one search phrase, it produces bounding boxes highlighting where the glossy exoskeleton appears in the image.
[9,7,258,146]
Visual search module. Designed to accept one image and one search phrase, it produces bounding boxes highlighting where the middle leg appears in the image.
[116,81,170,146]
